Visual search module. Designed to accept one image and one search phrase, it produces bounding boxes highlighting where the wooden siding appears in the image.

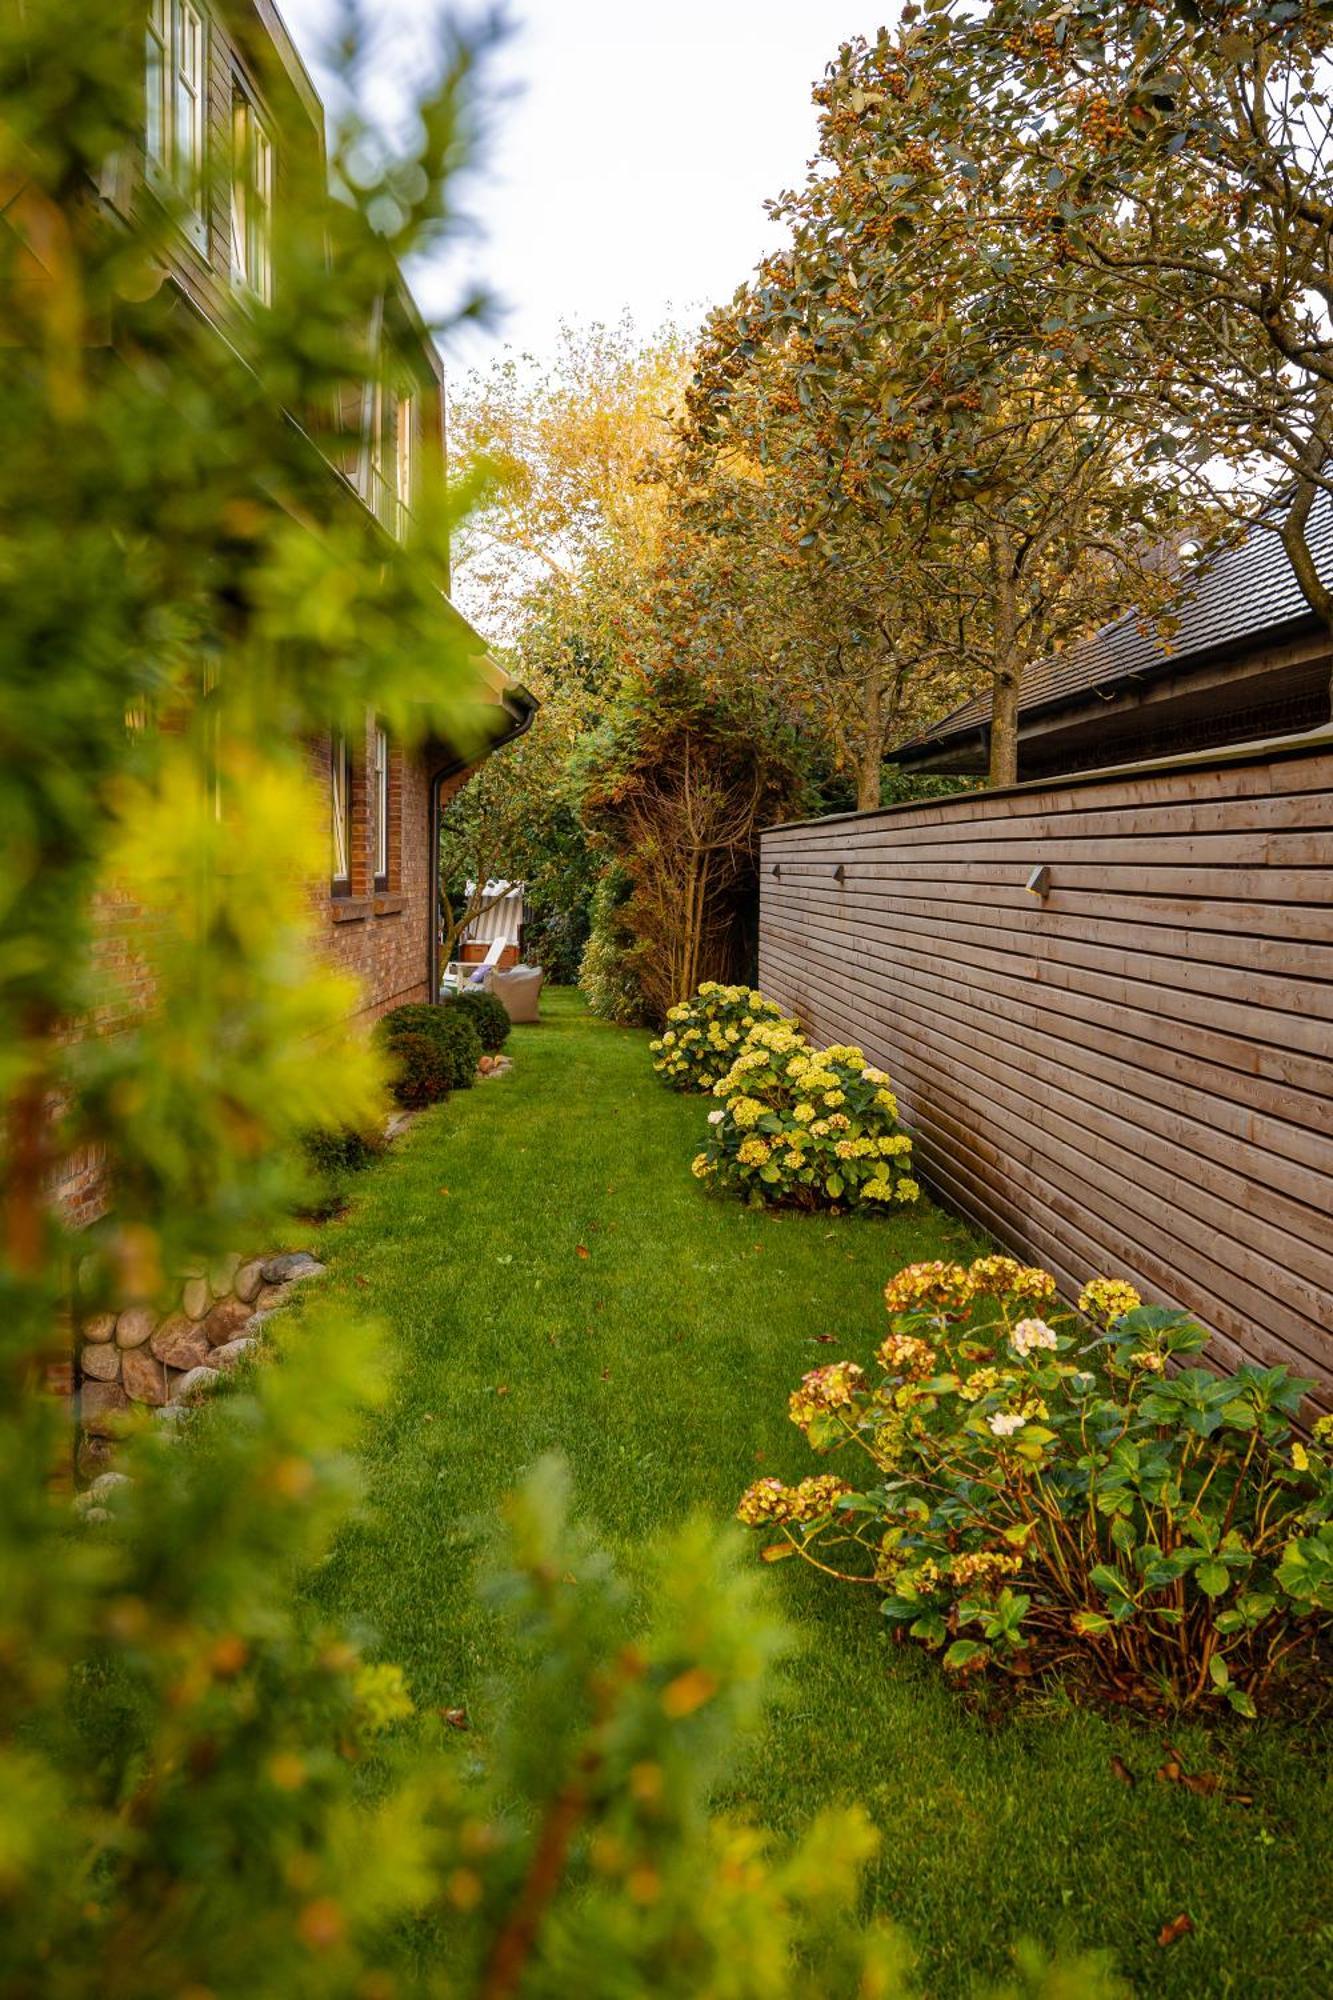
[758,732,1333,1392]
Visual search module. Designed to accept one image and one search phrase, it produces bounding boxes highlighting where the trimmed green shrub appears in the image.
[380,1029,451,1109]
[433,1006,483,1089]
[449,986,511,1052]
[378,1002,482,1093]
[301,1124,386,1176]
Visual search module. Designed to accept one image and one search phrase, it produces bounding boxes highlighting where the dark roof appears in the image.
[897,489,1333,756]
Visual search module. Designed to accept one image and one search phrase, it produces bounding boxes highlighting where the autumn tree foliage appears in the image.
[689,19,1196,787]
[918,0,1333,642]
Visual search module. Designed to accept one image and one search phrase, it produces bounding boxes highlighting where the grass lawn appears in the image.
[305,988,1332,1997]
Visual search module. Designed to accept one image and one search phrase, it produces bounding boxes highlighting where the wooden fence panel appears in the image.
[758,733,1333,1389]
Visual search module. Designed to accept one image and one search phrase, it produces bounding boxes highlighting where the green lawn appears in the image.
[306,989,1332,1997]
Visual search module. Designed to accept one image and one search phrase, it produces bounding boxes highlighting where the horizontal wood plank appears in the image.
[759,742,1333,1387]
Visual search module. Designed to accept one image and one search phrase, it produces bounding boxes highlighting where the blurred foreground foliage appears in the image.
[0,7,1128,1993]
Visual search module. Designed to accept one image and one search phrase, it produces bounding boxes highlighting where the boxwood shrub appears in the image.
[449,986,511,1053]
[377,1003,482,1103]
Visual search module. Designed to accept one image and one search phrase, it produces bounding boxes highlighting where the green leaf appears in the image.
[943,1639,989,1672]
[1227,1687,1258,1719]
[1195,1561,1230,1598]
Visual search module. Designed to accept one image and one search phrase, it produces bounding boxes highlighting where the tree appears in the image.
[675,332,978,808]
[932,0,1333,656]
[449,317,691,674]
[697,24,1194,785]
[579,660,811,1017]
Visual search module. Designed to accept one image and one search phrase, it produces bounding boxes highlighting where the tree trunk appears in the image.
[1278,388,1333,705]
[987,534,1021,788]
[988,672,1020,788]
[857,672,883,811]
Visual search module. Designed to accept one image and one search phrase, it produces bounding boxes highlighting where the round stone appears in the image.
[122,1348,168,1406]
[173,1365,222,1405]
[83,1312,117,1344]
[115,1305,157,1350]
[234,1258,266,1304]
[181,1278,211,1321]
[150,1313,213,1370]
[80,1344,122,1383]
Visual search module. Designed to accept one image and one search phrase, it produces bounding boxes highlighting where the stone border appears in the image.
[75,1251,325,1483]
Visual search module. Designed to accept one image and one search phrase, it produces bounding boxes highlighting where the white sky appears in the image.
[277,0,884,365]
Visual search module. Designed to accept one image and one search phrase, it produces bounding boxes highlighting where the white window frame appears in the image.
[231,83,274,304]
[145,1,169,171]
[331,733,352,889]
[145,2,208,248]
[373,725,390,885]
[395,392,416,533]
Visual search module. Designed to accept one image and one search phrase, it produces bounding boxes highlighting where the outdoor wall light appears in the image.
[833,863,846,883]
[1026,864,1051,900]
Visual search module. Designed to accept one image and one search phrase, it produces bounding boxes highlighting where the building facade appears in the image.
[98,1,534,1031]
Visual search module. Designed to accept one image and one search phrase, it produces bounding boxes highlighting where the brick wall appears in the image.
[313,714,470,1026]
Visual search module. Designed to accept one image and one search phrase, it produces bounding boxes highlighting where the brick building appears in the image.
[105,0,533,1028]
[40,1,534,1230]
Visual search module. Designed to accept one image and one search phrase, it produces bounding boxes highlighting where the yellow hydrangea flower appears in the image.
[1078,1277,1142,1325]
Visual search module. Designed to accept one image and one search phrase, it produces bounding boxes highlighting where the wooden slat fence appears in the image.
[758,731,1333,1389]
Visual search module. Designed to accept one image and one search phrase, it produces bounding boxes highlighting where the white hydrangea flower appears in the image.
[988,1410,1025,1437]
[1010,1317,1058,1357]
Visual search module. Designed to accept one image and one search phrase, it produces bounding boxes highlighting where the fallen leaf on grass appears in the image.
[440,1708,469,1731]
[1109,1756,1136,1788]
[661,1668,718,1717]
[354,1275,370,1289]
[1180,1770,1223,1797]
[600,1367,612,1382]
[493,1384,510,1398]
[810,1333,838,1345]
[1157,1914,1193,1949]
[760,1543,796,1563]
[576,1244,590,1259]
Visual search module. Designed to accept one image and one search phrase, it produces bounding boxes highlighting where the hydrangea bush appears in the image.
[739,1258,1333,1712]
[693,1022,919,1212]
[650,982,793,1092]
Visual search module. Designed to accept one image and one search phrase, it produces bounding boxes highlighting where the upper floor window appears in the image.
[395,393,416,532]
[231,83,274,304]
[145,1,207,246]
[331,732,352,890]
[373,725,390,885]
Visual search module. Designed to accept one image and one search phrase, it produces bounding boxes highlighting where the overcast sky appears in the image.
[278,0,881,366]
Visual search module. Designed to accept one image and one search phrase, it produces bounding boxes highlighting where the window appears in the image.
[145,2,168,170]
[373,725,390,885]
[145,2,207,240]
[395,393,416,531]
[231,84,274,303]
[331,733,352,889]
